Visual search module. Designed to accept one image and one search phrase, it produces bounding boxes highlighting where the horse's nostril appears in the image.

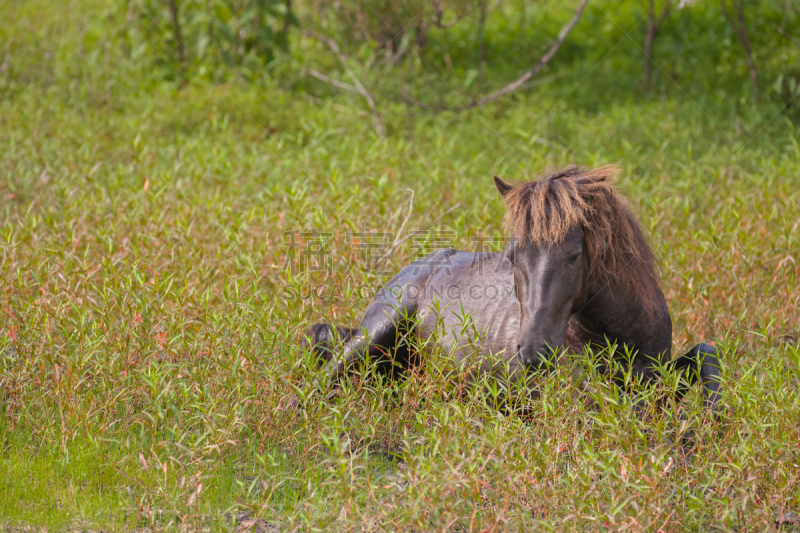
[516,344,521,353]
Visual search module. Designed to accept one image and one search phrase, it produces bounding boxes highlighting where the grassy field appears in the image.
[2,0,800,531]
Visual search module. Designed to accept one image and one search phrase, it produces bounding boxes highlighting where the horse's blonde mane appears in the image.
[502,165,662,314]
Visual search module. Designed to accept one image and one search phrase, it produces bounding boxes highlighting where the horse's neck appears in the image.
[577,279,673,361]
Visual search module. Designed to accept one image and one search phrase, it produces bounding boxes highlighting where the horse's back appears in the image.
[406,250,522,370]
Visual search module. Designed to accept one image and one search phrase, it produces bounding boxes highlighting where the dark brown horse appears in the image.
[302,165,721,413]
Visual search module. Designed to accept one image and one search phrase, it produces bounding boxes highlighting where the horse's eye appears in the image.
[569,253,580,265]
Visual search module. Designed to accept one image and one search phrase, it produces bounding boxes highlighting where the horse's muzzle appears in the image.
[517,343,559,371]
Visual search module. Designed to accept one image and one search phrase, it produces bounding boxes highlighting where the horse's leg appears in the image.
[300,324,358,367]
[318,288,419,388]
[668,343,722,415]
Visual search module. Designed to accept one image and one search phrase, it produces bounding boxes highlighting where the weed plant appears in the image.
[1,0,799,530]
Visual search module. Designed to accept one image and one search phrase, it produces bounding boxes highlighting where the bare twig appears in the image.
[451,0,589,111]
[302,93,372,118]
[282,0,294,36]
[644,0,672,92]
[377,189,415,264]
[478,0,488,70]
[777,25,800,49]
[381,34,412,66]
[167,0,185,67]
[308,70,360,94]
[735,0,758,101]
[433,1,465,29]
[429,203,461,226]
[384,200,403,232]
[400,91,443,111]
[303,30,385,136]
[401,73,564,115]
[721,0,758,101]
[378,198,462,265]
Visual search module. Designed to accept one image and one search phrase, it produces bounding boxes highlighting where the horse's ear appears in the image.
[494,176,513,198]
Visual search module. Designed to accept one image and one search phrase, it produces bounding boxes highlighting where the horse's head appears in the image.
[507,224,585,369]
[496,175,586,368]
[494,166,660,370]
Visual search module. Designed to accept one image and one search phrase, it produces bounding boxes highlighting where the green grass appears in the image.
[1,0,800,531]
